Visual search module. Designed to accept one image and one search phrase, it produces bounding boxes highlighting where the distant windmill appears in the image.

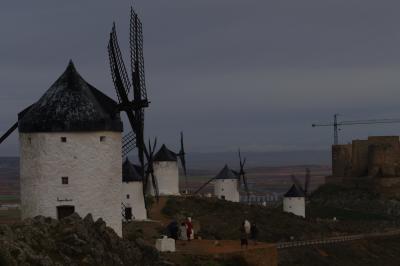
[148,132,187,196]
[108,7,159,201]
[194,149,249,202]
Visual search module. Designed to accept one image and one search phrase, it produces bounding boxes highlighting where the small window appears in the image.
[100,136,106,142]
[126,194,130,199]
[28,137,32,144]
[62,177,68,185]
[61,137,67,143]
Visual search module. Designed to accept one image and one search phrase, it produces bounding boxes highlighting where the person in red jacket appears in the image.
[186,217,193,241]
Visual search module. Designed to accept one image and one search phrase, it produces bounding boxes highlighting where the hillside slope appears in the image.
[161,196,398,243]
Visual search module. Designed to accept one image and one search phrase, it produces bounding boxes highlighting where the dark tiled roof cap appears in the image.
[122,158,142,182]
[154,144,177,162]
[215,164,239,180]
[18,61,123,133]
[284,184,305,197]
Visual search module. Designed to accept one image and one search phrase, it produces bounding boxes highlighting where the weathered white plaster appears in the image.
[19,131,122,236]
[149,161,180,196]
[155,236,176,252]
[283,197,305,218]
[121,181,147,220]
[214,179,240,202]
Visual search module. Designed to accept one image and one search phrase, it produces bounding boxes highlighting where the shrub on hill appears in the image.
[310,184,400,218]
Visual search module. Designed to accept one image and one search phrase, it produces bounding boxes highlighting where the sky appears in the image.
[2,0,400,156]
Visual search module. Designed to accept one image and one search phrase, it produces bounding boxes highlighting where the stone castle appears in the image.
[332,136,400,178]
[331,136,400,198]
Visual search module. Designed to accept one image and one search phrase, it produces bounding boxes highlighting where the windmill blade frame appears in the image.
[143,138,159,201]
[108,8,149,183]
[304,168,311,196]
[178,131,187,176]
[238,149,250,201]
[122,131,136,157]
[130,8,148,102]
[178,131,188,193]
[108,24,132,102]
[194,176,217,195]
[0,122,18,145]
[290,174,305,194]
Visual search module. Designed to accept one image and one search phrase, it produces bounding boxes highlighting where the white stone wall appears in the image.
[121,182,147,220]
[214,179,240,202]
[19,132,122,236]
[149,161,180,196]
[283,197,305,218]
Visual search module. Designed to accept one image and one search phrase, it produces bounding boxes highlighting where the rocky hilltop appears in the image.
[0,213,165,266]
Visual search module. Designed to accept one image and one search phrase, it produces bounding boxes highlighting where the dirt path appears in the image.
[176,239,274,254]
[171,239,278,266]
[148,196,170,226]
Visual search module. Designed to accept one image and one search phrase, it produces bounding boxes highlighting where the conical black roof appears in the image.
[284,184,305,198]
[154,144,177,162]
[18,61,123,133]
[215,165,239,180]
[122,158,142,182]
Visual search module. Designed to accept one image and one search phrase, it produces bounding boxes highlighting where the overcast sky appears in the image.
[2,0,400,156]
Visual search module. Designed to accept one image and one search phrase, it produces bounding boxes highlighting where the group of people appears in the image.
[167,217,194,241]
[240,220,258,248]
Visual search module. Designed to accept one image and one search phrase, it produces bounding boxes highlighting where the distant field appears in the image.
[0,156,330,203]
[0,195,19,203]
[0,209,20,224]
[182,165,330,195]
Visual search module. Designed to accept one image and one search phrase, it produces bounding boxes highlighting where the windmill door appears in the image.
[57,205,75,219]
[125,207,132,220]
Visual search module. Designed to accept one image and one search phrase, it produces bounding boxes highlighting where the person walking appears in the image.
[244,219,251,235]
[167,220,179,240]
[186,217,193,241]
[179,222,188,240]
[250,223,258,245]
[240,221,248,248]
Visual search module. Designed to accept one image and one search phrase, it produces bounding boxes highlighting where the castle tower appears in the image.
[149,144,180,196]
[283,184,305,218]
[214,165,240,202]
[18,61,123,236]
[122,158,147,220]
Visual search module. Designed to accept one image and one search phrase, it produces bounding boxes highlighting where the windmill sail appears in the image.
[108,7,157,203]
[238,149,250,201]
[108,25,132,101]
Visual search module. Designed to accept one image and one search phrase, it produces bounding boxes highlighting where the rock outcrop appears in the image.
[0,213,164,266]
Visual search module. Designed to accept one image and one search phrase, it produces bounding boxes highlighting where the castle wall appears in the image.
[19,132,122,236]
[122,182,147,220]
[332,144,352,177]
[149,161,180,196]
[214,179,240,202]
[351,140,369,177]
[368,136,400,177]
[331,136,400,179]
